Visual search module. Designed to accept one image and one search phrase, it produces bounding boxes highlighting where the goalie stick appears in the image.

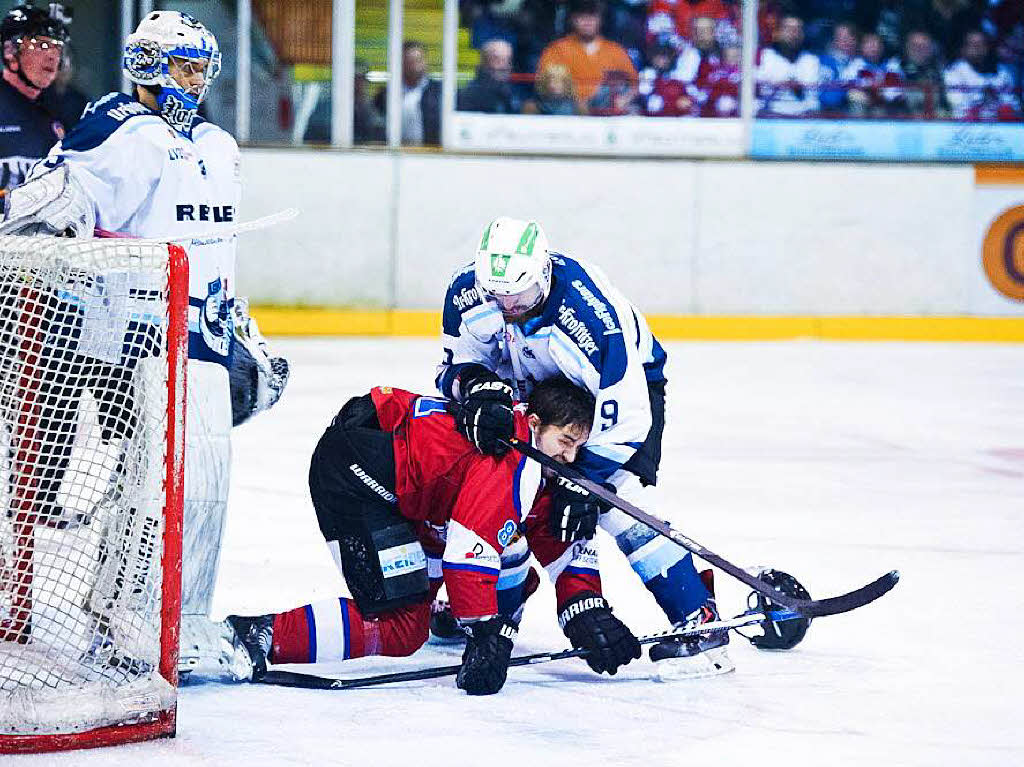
[94,207,299,241]
[503,437,899,619]
[258,609,791,690]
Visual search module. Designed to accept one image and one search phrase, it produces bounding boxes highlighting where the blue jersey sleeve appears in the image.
[436,262,507,400]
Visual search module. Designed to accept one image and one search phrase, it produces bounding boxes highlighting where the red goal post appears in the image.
[0,235,187,753]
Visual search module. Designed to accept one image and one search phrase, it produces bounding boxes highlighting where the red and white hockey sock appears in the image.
[270,597,432,664]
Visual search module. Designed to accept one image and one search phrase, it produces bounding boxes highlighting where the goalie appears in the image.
[0,11,288,675]
[224,378,642,695]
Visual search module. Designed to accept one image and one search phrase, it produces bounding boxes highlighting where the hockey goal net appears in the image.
[0,235,187,753]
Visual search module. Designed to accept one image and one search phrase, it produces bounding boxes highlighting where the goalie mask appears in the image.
[122,11,221,135]
[475,217,552,320]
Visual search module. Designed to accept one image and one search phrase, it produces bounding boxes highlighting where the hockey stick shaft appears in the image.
[503,437,899,619]
[259,610,786,690]
[94,207,299,242]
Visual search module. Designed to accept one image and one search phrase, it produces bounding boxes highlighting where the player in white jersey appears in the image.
[0,11,288,677]
[437,217,732,677]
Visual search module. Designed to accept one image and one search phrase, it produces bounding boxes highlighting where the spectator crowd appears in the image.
[441,0,1022,124]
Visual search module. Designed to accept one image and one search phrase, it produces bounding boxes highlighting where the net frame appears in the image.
[0,237,187,754]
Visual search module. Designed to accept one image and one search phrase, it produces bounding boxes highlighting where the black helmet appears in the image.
[1,4,71,48]
[747,568,813,650]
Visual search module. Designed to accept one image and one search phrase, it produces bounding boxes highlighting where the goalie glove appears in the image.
[549,476,610,542]
[456,616,518,695]
[0,163,96,237]
[453,366,515,457]
[559,592,641,675]
[229,298,290,427]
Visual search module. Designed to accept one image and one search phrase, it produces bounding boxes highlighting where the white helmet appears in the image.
[122,11,221,134]
[474,217,552,318]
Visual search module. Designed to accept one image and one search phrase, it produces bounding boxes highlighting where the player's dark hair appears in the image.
[526,377,594,431]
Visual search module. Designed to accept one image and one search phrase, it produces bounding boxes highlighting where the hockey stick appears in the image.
[93,207,299,242]
[503,437,899,619]
[258,609,788,690]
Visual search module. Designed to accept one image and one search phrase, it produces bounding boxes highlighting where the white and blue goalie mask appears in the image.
[122,11,221,134]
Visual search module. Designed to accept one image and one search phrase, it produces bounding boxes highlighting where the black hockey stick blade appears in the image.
[258,611,780,690]
[504,437,900,619]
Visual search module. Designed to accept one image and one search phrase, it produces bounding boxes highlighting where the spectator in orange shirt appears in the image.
[535,0,638,109]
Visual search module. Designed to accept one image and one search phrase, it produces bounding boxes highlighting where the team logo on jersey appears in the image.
[496,520,519,547]
[200,275,231,357]
[160,92,195,134]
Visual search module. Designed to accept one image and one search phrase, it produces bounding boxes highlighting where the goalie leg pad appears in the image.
[309,395,429,616]
[182,362,231,617]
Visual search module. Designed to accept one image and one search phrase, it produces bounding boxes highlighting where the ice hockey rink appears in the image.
[13,336,1023,767]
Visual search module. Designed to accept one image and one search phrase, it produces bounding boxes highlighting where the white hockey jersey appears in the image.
[757,46,823,116]
[34,92,241,367]
[942,59,1020,120]
[437,253,667,484]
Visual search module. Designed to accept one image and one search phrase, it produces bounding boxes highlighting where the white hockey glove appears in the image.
[229,298,290,427]
[0,163,96,238]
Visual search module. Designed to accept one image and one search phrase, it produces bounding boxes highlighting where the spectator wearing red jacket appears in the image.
[646,0,735,48]
[638,35,697,116]
[701,42,741,117]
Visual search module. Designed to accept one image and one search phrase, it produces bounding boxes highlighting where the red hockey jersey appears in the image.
[370,387,542,621]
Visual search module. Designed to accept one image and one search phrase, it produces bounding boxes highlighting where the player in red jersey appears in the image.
[224,378,640,694]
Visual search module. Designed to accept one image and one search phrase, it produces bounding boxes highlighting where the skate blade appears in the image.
[652,646,735,681]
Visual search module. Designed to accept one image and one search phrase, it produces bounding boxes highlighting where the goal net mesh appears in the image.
[0,235,182,737]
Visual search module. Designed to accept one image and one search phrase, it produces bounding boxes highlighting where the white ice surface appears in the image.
[10,338,1024,767]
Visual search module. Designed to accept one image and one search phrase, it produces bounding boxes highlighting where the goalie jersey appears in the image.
[31,92,242,367]
[437,253,667,485]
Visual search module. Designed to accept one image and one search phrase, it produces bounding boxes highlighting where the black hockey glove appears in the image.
[456,616,518,695]
[549,476,610,543]
[559,592,641,675]
[454,367,515,457]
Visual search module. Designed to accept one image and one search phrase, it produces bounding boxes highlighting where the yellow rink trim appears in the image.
[249,307,1024,342]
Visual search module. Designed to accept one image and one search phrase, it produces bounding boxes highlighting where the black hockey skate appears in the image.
[225,614,274,682]
[428,599,466,645]
[649,570,734,679]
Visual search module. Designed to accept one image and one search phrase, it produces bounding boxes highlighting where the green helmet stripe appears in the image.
[516,222,539,256]
[480,221,493,251]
